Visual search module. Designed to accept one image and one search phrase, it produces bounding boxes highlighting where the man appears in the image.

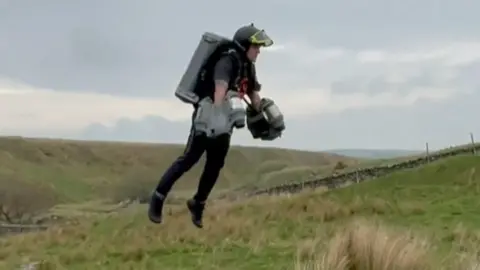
[148,24,274,228]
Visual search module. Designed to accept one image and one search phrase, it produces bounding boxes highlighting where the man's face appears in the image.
[246,44,261,62]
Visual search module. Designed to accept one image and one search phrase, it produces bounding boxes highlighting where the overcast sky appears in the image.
[1,0,479,151]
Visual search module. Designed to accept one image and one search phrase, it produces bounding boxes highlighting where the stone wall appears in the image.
[0,224,48,236]
[248,143,480,197]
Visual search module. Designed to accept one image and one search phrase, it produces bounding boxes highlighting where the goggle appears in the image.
[249,29,274,47]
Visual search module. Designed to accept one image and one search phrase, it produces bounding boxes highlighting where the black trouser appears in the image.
[154,107,231,202]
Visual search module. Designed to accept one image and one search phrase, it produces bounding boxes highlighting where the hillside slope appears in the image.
[0,136,355,205]
[251,143,479,197]
[2,155,480,269]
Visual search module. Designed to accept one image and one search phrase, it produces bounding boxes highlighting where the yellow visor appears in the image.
[249,30,274,47]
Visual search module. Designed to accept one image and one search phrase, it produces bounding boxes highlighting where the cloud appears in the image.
[77,89,480,151]
[1,0,480,98]
[258,40,480,104]
[1,36,479,148]
[0,68,462,139]
[0,79,189,135]
[1,0,480,151]
[355,42,480,66]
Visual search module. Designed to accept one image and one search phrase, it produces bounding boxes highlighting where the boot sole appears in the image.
[148,198,163,224]
[187,201,203,228]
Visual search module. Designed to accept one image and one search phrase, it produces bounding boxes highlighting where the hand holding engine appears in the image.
[225,90,246,129]
[246,97,285,141]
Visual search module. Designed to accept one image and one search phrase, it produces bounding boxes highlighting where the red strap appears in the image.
[238,78,248,98]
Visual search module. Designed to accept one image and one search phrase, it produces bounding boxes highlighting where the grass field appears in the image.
[0,136,357,224]
[2,155,480,269]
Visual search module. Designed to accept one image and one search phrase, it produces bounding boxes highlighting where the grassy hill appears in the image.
[0,136,356,223]
[2,155,480,269]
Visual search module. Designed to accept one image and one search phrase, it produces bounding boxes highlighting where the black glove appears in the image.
[259,127,283,141]
[246,106,270,139]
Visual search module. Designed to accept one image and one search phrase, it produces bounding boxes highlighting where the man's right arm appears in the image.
[212,55,233,106]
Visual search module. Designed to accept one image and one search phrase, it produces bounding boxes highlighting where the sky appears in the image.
[1,0,479,151]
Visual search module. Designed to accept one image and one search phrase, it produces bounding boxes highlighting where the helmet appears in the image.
[233,23,274,51]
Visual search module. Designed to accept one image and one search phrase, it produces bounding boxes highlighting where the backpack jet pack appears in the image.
[174,32,234,105]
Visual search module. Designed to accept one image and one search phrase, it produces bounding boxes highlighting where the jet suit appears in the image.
[149,46,261,228]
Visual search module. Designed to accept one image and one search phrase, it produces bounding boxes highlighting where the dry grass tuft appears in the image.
[296,219,432,270]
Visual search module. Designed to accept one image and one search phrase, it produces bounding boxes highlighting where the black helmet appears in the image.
[233,23,274,51]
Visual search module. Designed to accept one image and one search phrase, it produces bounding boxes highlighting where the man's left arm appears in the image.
[248,90,261,111]
[247,64,262,111]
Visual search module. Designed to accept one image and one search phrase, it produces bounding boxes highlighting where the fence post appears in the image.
[425,142,430,163]
[470,133,476,155]
[355,169,359,183]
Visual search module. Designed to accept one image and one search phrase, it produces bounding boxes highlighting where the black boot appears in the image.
[148,191,165,224]
[187,198,205,228]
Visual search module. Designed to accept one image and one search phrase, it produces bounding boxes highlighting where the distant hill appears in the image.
[325,148,423,159]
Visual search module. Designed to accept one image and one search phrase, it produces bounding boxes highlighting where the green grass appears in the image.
[0,137,354,198]
[327,155,480,226]
[0,136,356,224]
[2,155,480,269]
